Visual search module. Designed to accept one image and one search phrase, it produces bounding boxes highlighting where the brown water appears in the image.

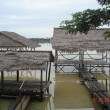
[0,68,110,110]
[0,43,110,110]
[26,74,108,110]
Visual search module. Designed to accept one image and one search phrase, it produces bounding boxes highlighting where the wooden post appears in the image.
[79,64,81,77]
[79,51,84,69]
[40,70,43,93]
[109,53,110,76]
[46,62,48,84]
[55,50,58,73]
[48,62,51,82]
[40,70,44,101]
[1,71,4,90]
[90,64,91,73]
[109,79,110,92]
[102,53,104,74]
[109,64,110,76]
[17,70,19,81]
[106,78,108,92]
[86,61,87,68]
[106,51,107,62]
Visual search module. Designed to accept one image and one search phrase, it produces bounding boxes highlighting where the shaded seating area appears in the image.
[51,28,110,109]
[0,31,54,100]
[0,51,54,99]
[51,28,110,73]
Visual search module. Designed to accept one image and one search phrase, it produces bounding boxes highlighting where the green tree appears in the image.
[60,0,110,38]
[98,0,110,5]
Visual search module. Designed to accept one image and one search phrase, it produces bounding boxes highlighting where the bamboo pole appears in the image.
[55,50,58,73]
[15,96,30,110]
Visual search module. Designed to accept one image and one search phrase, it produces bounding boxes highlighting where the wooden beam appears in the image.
[46,62,48,84]
[1,71,4,90]
[106,78,108,92]
[55,50,58,73]
[17,70,19,81]
[8,96,30,110]
[40,70,43,93]
[48,62,51,82]
[15,96,30,110]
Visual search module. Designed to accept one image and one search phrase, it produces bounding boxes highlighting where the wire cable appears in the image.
[86,51,110,60]
[59,51,79,60]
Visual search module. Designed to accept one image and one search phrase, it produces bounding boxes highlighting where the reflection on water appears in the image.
[0,98,14,110]
[26,74,101,110]
[0,43,110,110]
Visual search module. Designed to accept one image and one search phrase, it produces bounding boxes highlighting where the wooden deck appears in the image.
[78,67,110,110]
[0,80,50,96]
[56,59,109,65]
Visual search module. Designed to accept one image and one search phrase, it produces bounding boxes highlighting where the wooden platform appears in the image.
[56,59,109,65]
[78,67,110,110]
[0,80,50,96]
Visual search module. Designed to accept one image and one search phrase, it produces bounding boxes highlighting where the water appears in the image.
[0,43,110,110]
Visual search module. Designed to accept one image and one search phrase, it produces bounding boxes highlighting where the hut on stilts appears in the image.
[0,31,54,101]
[51,28,110,110]
[51,28,110,73]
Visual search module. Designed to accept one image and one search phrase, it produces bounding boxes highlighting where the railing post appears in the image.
[48,62,51,82]
[17,70,19,81]
[46,62,48,84]
[106,78,108,92]
[55,50,58,73]
[40,70,43,93]
[1,71,4,90]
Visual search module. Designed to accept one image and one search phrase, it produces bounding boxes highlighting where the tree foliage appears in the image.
[60,1,110,38]
[104,31,110,39]
[97,0,110,5]
[61,7,110,34]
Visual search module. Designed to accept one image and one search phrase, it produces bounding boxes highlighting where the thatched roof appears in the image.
[0,31,40,48]
[51,28,110,52]
[0,51,54,71]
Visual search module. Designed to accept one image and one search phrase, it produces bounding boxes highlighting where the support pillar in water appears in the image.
[79,51,84,69]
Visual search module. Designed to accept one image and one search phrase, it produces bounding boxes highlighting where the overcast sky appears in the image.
[0,0,101,38]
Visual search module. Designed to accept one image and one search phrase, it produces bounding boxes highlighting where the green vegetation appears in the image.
[98,0,110,5]
[29,38,50,44]
[60,0,110,38]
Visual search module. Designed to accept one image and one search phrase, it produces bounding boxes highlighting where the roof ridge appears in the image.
[0,31,40,48]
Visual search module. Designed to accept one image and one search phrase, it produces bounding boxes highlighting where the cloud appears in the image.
[0,0,100,14]
[0,26,53,38]
[0,0,101,38]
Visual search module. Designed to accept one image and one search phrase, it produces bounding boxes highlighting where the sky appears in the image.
[0,0,102,38]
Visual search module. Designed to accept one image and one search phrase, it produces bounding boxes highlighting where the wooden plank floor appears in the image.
[57,59,109,65]
[0,80,50,96]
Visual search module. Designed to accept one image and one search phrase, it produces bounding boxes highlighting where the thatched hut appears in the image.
[0,51,54,71]
[0,31,40,50]
[51,28,110,110]
[51,28,110,52]
[0,50,54,100]
[0,31,54,100]
[51,28,110,73]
